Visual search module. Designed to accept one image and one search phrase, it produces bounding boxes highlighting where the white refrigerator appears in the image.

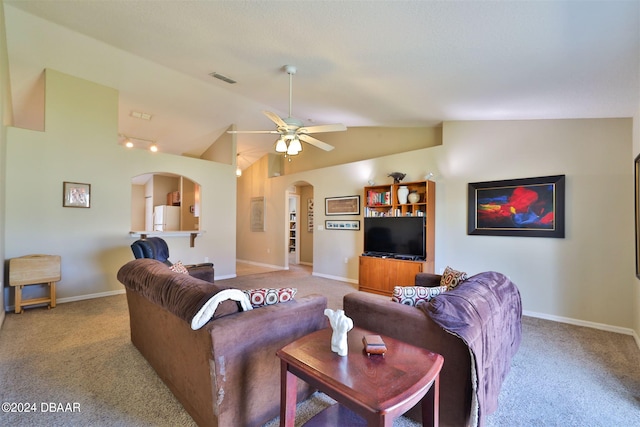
[153,205,180,231]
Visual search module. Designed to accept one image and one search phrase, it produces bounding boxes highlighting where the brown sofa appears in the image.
[117,258,328,427]
[343,271,522,427]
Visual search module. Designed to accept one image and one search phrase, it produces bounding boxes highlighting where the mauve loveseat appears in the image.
[117,258,328,427]
[344,271,522,427]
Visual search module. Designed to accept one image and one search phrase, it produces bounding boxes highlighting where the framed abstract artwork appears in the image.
[468,175,565,238]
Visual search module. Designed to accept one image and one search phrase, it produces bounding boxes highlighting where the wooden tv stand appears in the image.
[360,179,436,296]
[358,255,430,296]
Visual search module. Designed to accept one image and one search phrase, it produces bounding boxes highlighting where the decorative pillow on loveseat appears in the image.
[440,266,468,290]
[169,260,189,274]
[392,285,448,307]
[243,287,297,308]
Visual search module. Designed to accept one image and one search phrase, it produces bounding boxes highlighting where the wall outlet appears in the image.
[267,248,271,254]
[204,257,209,263]
[344,257,348,264]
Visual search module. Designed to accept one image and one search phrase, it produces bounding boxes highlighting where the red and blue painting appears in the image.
[468,175,565,238]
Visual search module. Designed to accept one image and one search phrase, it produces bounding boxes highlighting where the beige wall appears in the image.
[200,125,235,165]
[634,77,640,345]
[238,118,637,336]
[440,119,633,331]
[0,1,10,326]
[283,126,442,174]
[236,155,275,266]
[180,177,199,231]
[299,185,314,265]
[130,184,145,231]
[3,69,237,305]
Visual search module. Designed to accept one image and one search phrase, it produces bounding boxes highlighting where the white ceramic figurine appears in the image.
[324,308,354,356]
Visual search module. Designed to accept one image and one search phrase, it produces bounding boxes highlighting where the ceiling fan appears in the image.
[228,65,347,156]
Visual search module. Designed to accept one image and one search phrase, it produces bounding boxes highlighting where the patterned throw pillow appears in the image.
[242,287,297,308]
[169,260,189,275]
[392,285,448,307]
[440,266,468,290]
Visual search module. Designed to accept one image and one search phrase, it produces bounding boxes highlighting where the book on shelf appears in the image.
[367,190,391,206]
[365,207,392,217]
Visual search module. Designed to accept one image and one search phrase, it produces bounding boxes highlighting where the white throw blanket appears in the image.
[191,289,253,330]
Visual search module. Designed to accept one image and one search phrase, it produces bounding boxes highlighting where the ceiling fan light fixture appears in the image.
[230,65,344,157]
[288,137,302,153]
[275,137,288,153]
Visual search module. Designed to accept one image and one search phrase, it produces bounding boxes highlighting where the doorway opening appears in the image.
[286,182,313,271]
[288,193,300,266]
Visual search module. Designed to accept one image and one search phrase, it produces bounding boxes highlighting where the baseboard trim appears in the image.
[216,274,237,280]
[6,288,126,312]
[524,309,639,348]
[236,259,284,270]
[58,288,126,303]
[311,272,358,285]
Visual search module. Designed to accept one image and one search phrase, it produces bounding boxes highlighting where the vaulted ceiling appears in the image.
[4,1,639,169]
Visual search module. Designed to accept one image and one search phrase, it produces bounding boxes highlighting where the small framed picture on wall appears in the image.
[63,182,91,208]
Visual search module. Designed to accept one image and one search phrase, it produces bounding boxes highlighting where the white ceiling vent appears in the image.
[209,72,236,84]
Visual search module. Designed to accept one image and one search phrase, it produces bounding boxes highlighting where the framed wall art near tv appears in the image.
[325,220,360,230]
[468,175,565,238]
[325,195,360,216]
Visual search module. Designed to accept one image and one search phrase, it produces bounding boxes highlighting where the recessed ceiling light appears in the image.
[131,111,152,120]
[209,72,237,84]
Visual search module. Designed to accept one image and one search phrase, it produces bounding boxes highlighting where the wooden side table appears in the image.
[277,326,444,427]
[9,255,61,314]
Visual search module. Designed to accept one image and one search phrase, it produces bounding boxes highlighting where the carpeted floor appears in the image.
[0,266,638,426]
[235,261,281,277]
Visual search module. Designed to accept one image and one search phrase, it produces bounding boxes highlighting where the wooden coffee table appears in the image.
[276,327,444,427]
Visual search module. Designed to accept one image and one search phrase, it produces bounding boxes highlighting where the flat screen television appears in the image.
[363,216,426,260]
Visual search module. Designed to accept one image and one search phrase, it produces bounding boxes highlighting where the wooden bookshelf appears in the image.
[360,180,436,296]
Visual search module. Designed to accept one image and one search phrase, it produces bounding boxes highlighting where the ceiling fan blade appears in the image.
[263,110,288,128]
[298,123,347,134]
[227,130,280,134]
[299,134,335,152]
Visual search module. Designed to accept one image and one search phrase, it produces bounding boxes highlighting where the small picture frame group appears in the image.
[325,220,360,231]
